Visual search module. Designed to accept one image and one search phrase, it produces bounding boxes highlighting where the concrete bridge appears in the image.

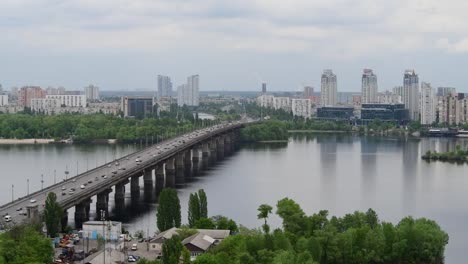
[0,121,247,228]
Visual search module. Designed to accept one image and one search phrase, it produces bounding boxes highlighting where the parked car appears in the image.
[80,185,85,189]
[131,244,138,251]
[30,199,36,203]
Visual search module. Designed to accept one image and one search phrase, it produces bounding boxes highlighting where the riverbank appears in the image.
[0,138,55,144]
[422,148,468,162]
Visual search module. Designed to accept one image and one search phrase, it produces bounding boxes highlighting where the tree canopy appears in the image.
[157,188,181,232]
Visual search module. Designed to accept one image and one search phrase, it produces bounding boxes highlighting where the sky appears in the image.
[2,0,468,92]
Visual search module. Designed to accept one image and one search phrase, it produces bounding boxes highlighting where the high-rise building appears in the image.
[18,86,46,107]
[320,69,337,106]
[437,87,456,97]
[85,85,100,100]
[262,83,267,94]
[273,97,291,112]
[403,70,420,120]
[361,69,378,103]
[177,75,199,106]
[303,86,314,98]
[157,75,173,98]
[46,94,87,107]
[393,86,404,97]
[0,94,8,106]
[420,82,435,125]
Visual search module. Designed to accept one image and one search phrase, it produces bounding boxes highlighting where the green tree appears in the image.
[162,235,183,264]
[257,204,273,233]
[188,193,201,227]
[0,225,54,264]
[157,188,181,231]
[195,218,216,229]
[198,189,208,219]
[43,192,63,237]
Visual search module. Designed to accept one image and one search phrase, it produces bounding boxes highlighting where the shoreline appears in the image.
[0,139,118,145]
[288,130,352,133]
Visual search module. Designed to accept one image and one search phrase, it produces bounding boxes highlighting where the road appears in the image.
[0,121,247,227]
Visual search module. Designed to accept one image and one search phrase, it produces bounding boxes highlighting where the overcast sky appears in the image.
[2,0,468,92]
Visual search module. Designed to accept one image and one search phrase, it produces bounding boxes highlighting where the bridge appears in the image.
[0,121,248,228]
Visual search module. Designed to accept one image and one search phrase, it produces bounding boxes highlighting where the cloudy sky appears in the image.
[2,0,468,92]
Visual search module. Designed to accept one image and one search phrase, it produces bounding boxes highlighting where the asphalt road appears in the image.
[0,121,246,227]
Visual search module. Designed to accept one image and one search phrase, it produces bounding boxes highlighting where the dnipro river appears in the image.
[0,134,467,263]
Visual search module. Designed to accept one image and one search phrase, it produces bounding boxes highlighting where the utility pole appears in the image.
[41,174,44,190]
[27,179,30,196]
[101,210,106,264]
[11,185,14,202]
[54,169,56,184]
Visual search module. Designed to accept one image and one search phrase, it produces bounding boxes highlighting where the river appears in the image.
[0,135,467,263]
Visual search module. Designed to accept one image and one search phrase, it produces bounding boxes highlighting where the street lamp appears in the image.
[41,174,44,190]
[27,179,30,196]
[11,184,14,202]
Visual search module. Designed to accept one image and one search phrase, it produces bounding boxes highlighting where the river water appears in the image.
[0,135,467,263]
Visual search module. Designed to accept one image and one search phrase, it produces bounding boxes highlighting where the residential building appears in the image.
[437,87,456,97]
[273,97,291,112]
[360,104,409,125]
[303,86,314,98]
[291,98,312,118]
[437,93,464,125]
[403,70,420,120]
[84,84,100,101]
[18,86,46,107]
[321,69,337,106]
[177,75,199,106]
[0,94,8,106]
[46,94,87,107]
[420,82,436,125]
[393,86,404,98]
[31,98,61,114]
[361,69,378,103]
[378,91,402,104]
[121,96,154,117]
[262,83,267,94]
[157,75,173,98]
[317,106,354,120]
[256,94,275,108]
[46,86,66,95]
[82,221,122,241]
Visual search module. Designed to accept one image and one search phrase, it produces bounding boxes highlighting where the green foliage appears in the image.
[195,218,216,229]
[137,258,161,264]
[257,204,273,233]
[43,192,63,237]
[0,225,54,264]
[0,113,202,143]
[422,145,468,162]
[157,188,181,232]
[134,230,145,239]
[198,189,208,219]
[241,120,289,142]
[162,236,183,264]
[188,193,201,227]
[211,215,239,233]
[196,199,448,264]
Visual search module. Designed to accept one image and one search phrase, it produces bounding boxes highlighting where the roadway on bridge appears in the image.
[0,121,246,226]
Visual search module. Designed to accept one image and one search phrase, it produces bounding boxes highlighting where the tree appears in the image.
[188,193,201,227]
[198,189,208,219]
[157,188,181,231]
[162,236,183,264]
[195,218,216,229]
[257,204,273,233]
[43,192,63,237]
[0,225,54,264]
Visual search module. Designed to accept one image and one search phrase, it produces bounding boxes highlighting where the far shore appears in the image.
[288,130,352,133]
[0,138,118,145]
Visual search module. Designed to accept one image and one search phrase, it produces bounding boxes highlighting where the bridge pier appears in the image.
[209,140,218,164]
[131,175,140,199]
[202,143,210,170]
[192,146,200,176]
[175,153,185,186]
[184,150,192,180]
[217,136,225,160]
[74,202,87,229]
[61,210,68,232]
[96,191,110,220]
[155,165,165,197]
[165,158,175,188]
[84,198,92,221]
[225,134,232,156]
[143,168,153,201]
[114,182,126,210]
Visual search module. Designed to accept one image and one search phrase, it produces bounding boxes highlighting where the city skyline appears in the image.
[2,1,468,92]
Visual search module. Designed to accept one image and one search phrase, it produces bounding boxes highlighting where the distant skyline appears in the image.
[2,1,468,92]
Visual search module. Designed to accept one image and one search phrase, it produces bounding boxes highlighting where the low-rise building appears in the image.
[317,106,354,121]
[46,94,87,108]
[31,98,61,114]
[82,221,122,241]
[121,96,154,117]
[360,103,409,124]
